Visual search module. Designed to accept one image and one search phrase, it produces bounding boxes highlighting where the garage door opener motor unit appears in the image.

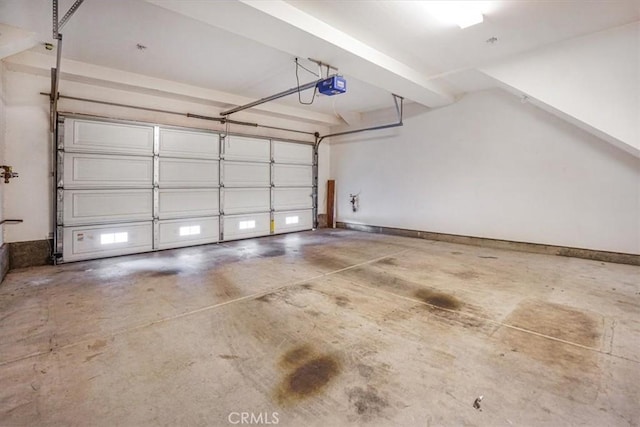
[316,76,347,96]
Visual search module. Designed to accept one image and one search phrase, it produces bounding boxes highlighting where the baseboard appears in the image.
[9,239,53,270]
[337,222,640,266]
[0,244,10,282]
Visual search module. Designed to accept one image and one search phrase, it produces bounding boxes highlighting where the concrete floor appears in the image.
[0,229,638,426]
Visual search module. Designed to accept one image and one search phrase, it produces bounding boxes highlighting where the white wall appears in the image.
[1,65,330,243]
[330,89,640,255]
[481,22,640,157]
[3,68,50,243]
[0,62,5,246]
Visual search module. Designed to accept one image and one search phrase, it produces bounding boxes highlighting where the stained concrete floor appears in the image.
[0,229,639,426]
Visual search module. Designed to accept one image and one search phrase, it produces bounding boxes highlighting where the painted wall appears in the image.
[1,65,330,243]
[330,89,640,255]
[481,22,639,157]
[0,63,5,246]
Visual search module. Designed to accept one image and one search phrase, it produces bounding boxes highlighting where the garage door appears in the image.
[56,117,313,262]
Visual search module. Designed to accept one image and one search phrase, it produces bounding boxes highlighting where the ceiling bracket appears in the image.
[52,0,85,39]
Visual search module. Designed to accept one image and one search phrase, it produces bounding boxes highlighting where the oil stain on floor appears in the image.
[506,299,601,347]
[414,289,462,310]
[496,299,604,403]
[410,287,491,330]
[276,345,341,405]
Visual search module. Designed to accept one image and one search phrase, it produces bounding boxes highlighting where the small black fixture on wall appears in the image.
[349,193,360,212]
[0,166,19,184]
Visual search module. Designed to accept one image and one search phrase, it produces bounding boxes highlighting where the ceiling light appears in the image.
[423,1,488,29]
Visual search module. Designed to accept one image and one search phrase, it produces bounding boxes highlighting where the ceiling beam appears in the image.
[146,0,455,108]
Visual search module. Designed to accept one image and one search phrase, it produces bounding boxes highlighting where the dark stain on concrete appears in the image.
[260,248,286,258]
[306,252,352,271]
[414,289,462,310]
[342,266,417,292]
[335,296,350,307]
[145,269,182,277]
[506,299,600,347]
[336,266,491,330]
[281,356,339,400]
[280,345,313,368]
[276,345,341,405]
[410,289,490,329]
[497,299,603,402]
[347,386,389,418]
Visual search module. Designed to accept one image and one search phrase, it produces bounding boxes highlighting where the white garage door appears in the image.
[56,117,313,262]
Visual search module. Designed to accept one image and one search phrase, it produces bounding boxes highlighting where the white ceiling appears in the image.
[1,0,638,119]
[286,0,640,75]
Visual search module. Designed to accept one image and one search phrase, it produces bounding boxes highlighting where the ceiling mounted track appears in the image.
[220,73,339,117]
[50,0,86,266]
[50,0,85,131]
[39,92,318,138]
[316,94,404,145]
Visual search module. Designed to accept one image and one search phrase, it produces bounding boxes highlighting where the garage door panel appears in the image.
[159,128,219,159]
[273,210,313,234]
[273,141,312,165]
[63,153,153,189]
[62,222,153,262]
[222,188,270,214]
[158,189,219,219]
[158,158,219,188]
[223,213,270,241]
[273,188,313,211]
[59,116,315,262]
[222,161,270,187]
[273,164,312,187]
[63,189,153,225]
[64,119,154,155]
[158,217,219,249]
[223,136,270,162]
